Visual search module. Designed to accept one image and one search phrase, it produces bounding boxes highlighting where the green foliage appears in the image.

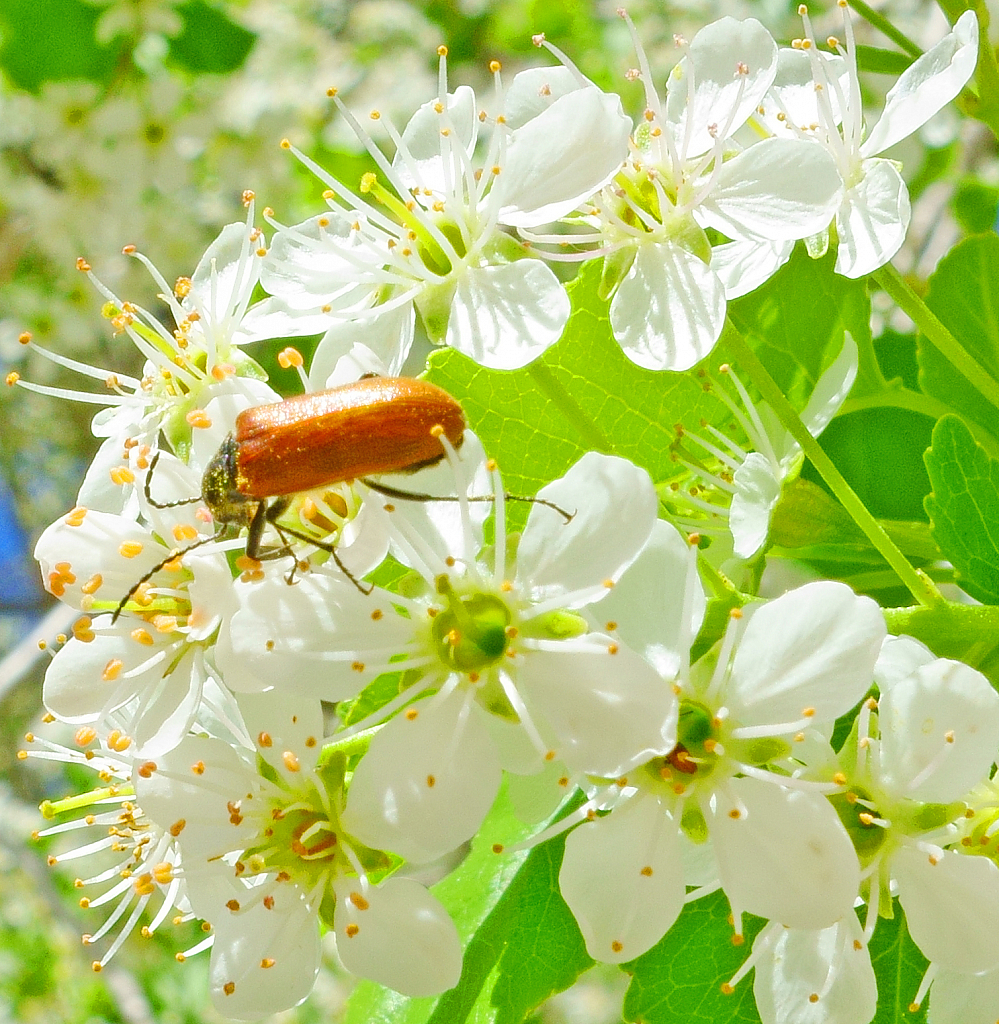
[0,0,126,91]
[917,234,999,448]
[924,414,999,604]
[952,178,999,234]
[869,906,928,1024]
[0,0,255,90]
[426,260,731,506]
[622,891,763,1024]
[166,0,256,74]
[727,245,874,402]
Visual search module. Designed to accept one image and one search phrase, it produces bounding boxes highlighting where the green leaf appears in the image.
[167,0,256,74]
[924,414,999,604]
[917,234,999,446]
[425,261,730,505]
[883,601,999,684]
[0,0,126,91]
[727,244,879,403]
[344,789,592,1024]
[809,406,933,522]
[855,44,914,75]
[869,904,928,1024]
[622,891,764,1024]
[952,178,999,235]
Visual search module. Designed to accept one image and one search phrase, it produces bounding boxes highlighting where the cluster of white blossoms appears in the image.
[15,7,993,1024]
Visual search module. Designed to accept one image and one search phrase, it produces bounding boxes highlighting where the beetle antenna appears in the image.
[144,450,202,509]
[359,479,575,523]
[269,522,375,596]
[111,534,218,623]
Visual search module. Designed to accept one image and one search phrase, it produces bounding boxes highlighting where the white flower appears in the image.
[929,965,999,1024]
[742,916,877,1024]
[817,647,999,980]
[532,15,841,371]
[25,724,195,972]
[34,448,237,758]
[220,444,675,863]
[667,332,857,559]
[559,578,884,963]
[11,199,275,477]
[760,4,978,277]
[135,690,462,1018]
[253,48,631,371]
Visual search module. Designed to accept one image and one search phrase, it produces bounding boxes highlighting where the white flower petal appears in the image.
[895,845,999,974]
[609,242,726,372]
[35,509,173,611]
[375,432,490,569]
[445,261,568,369]
[503,66,590,128]
[190,869,321,1020]
[259,214,378,309]
[729,451,781,560]
[709,776,860,929]
[129,649,206,758]
[78,433,143,515]
[235,690,324,775]
[879,658,999,803]
[711,238,793,300]
[752,918,877,1024]
[240,294,360,339]
[516,453,657,602]
[136,735,259,858]
[43,633,140,722]
[218,574,412,698]
[341,688,502,863]
[728,581,885,730]
[333,876,462,996]
[764,49,849,138]
[308,303,415,388]
[666,18,778,158]
[559,794,684,963]
[873,634,936,692]
[698,138,841,241]
[517,644,676,777]
[861,11,978,157]
[189,221,259,326]
[797,333,859,442]
[834,158,910,278]
[394,86,478,197]
[928,965,999,1024]
[591,519,705,679]
[680,832,719,888]
[498,86,631,227]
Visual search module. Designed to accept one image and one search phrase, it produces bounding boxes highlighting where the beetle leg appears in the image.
[264,519,373,596]
[359,478,575,523]
[245,498,296,564]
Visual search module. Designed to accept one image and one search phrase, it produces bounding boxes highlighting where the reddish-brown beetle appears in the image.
[112,377,466,620]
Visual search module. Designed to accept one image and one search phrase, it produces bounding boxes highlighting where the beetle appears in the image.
[112,377,466,620]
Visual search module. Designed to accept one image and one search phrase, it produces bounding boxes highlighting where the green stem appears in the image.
[875,263,999,413]
[849,0,923,57]
[527,361,617,454]
[722,321,941,608]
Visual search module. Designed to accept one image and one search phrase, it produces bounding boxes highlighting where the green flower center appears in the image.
[432,576,512,673]
[829,786,889,862]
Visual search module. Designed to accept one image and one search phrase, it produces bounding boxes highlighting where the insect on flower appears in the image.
[112,376,467,619]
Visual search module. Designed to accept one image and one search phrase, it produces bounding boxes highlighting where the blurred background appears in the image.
[0,0,994,1020]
